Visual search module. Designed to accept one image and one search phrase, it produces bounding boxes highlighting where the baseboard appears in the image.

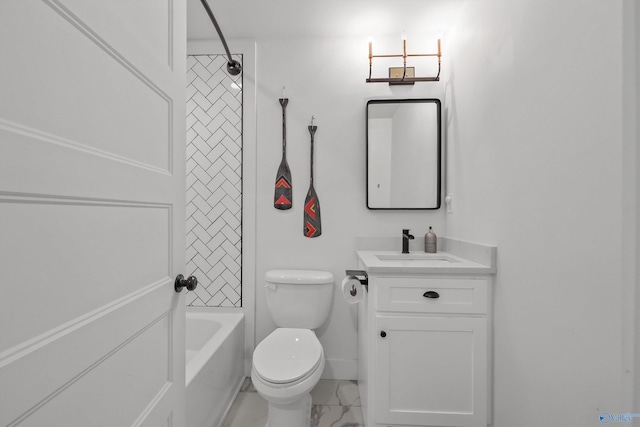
[322,358,357,380]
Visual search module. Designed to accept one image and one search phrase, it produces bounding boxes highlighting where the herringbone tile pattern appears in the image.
[186,54,242,307]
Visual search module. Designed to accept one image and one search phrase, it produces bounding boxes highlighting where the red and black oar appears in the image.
[304,117,321,238]
[274,94,292,209]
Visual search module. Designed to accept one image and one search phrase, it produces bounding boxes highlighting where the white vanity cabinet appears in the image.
[371,276,490,427]
[356,245,496,427]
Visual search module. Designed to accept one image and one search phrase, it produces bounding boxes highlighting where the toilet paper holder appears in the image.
[345,269,368,293]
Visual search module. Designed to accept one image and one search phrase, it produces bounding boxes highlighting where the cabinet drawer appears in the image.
[376,277,488,314]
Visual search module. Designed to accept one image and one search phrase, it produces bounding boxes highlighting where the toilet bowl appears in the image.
[251,270,334,427]
[251,328,325,404]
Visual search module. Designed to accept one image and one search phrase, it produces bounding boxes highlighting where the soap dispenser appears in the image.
[425,227,437,253]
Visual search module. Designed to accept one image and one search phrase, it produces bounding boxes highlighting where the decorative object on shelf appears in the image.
[367,34,441,84]
[304,117,322,238]
[274,88,292,210]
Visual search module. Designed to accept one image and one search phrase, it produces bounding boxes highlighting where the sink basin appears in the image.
[375,253,457,263]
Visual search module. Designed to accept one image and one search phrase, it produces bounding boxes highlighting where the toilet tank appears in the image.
[264,269,334,329]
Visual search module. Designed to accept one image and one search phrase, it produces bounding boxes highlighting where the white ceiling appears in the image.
[187,0,465,41]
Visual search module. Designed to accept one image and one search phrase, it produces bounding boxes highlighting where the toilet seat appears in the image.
[253,328,323,385]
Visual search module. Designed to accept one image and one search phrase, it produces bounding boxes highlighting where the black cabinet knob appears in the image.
[380,331,387,338]
[175,274,198,293]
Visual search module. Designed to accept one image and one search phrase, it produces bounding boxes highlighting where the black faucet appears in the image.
[402,229,415,253]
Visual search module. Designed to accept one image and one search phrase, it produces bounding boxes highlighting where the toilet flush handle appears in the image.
[264,284,277,290]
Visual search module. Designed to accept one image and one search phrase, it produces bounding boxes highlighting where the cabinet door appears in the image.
[375,316,487,427]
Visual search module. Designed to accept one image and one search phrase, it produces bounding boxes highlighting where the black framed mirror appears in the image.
[366,99,441,210]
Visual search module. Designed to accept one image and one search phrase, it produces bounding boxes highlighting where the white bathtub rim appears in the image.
[185,309,244,387]
[186,306,244,314]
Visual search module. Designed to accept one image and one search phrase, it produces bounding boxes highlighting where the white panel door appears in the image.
[0,1,187,426]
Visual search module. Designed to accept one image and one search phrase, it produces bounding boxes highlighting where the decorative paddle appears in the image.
[274,92,292,209]
[304,117,321,238]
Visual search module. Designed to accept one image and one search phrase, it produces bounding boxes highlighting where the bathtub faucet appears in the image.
[402,229,414,254]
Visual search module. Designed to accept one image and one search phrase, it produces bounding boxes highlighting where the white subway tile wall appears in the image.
[186,54,242,307]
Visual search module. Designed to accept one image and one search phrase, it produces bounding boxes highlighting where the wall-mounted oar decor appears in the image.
[304,117,321,238]
[274,93,292,209]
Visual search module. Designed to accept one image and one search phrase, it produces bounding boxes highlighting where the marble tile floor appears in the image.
[221,378,364,427]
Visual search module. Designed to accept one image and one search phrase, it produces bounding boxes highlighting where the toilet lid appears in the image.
[253,328,323,384]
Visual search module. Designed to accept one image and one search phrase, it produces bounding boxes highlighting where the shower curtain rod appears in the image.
[200,0,242,75]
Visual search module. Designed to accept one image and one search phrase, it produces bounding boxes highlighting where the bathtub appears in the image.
[186,308,245,427]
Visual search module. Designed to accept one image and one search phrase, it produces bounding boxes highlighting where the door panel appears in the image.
[376,316,487,427]
[8,301,172,426]
[0,1,172,172]
[56,0,173,69]
[1,200,170,351]
[0,0,186,425]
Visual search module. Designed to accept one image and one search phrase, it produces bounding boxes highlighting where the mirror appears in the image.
[366,99,441,209]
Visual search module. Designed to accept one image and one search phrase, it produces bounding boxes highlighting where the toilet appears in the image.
[251,269,334,427]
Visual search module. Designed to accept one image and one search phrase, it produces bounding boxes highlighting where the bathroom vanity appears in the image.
[356,238,496,427]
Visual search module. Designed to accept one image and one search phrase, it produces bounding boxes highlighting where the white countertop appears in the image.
[357,249,496,275]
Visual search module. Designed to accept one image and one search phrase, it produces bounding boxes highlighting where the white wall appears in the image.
[629,0,640,411]
[445,0,634,425]
[621,0,639,412]
[254,36,446,378]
